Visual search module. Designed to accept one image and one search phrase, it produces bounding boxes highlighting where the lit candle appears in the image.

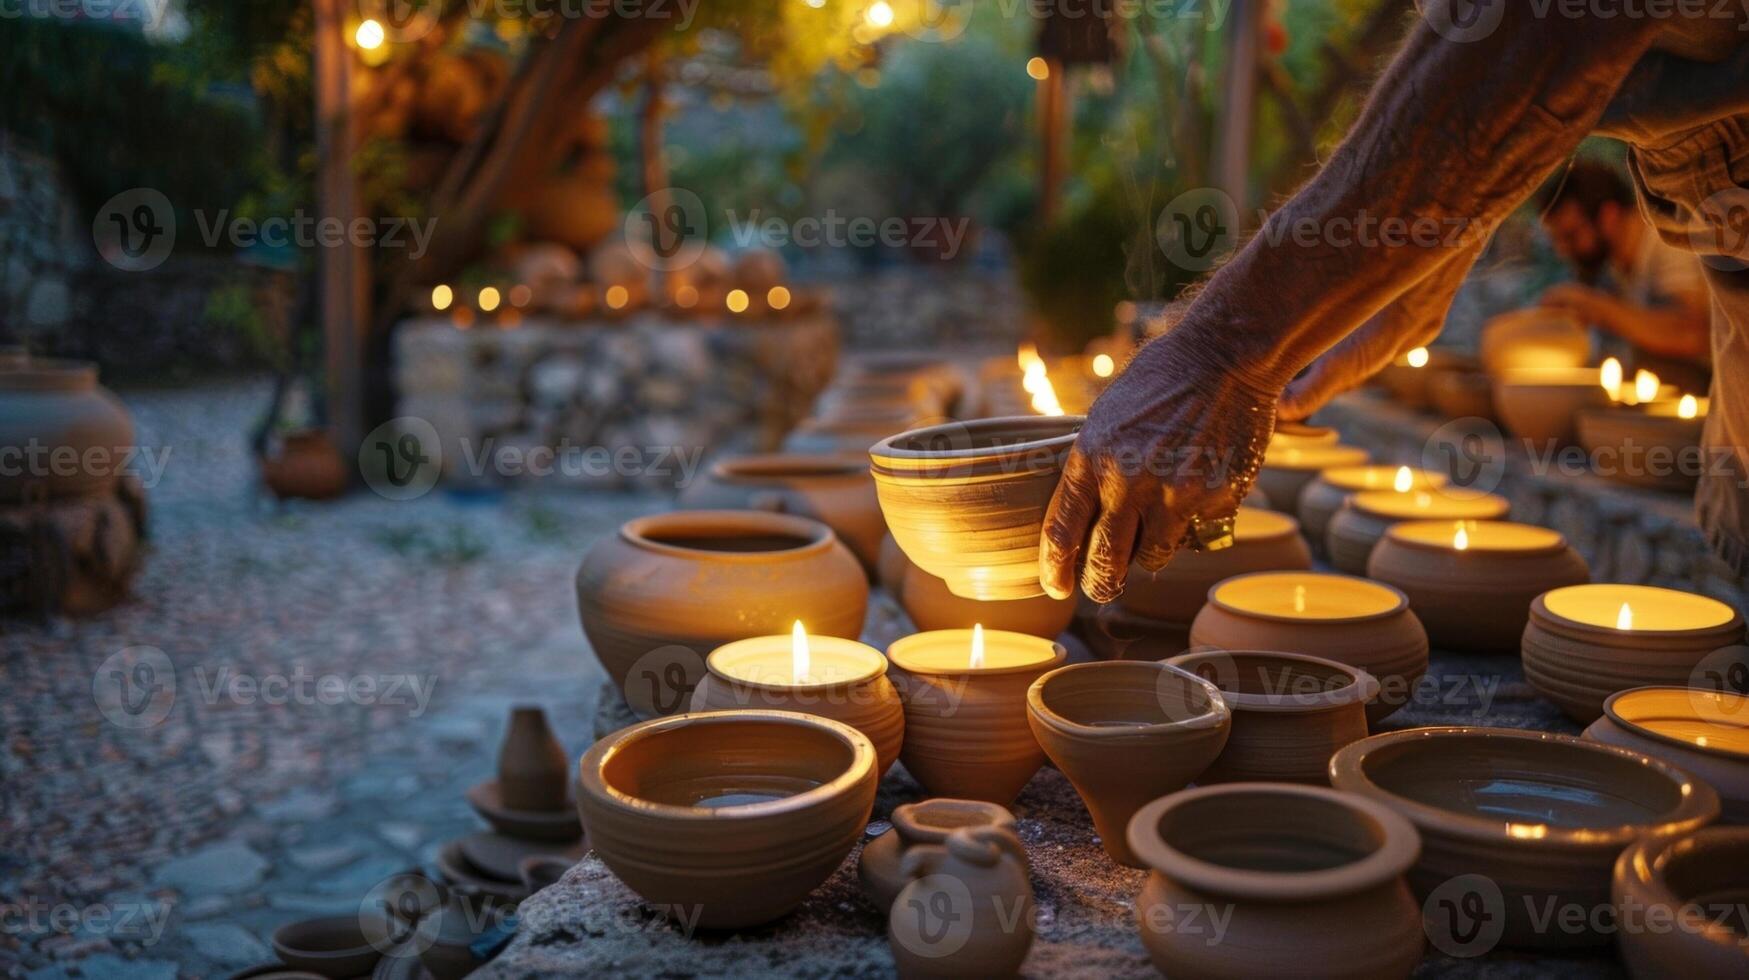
[1256,444,1371,512]
[1632,369,1660,406]
[1326,486,1510,574]
[1298,464,1449,548]
[1600,357,1623,403]
[1267,422,1340,452]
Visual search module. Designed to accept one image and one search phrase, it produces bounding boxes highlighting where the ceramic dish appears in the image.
[1492,367,1611,448]
[464,780,582,842]
[1612,827,1749,977]
[1584,686,1749,823]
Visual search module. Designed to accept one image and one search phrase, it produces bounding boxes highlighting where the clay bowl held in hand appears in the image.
[1119,507,1313,625]
[1613,827,1749,977]
[870,416,1082,600]
[1188,571,1428,723]
[1325,487,1511,576]
[1026,661,1230,866]
[1492,367,1611,448]
[1330,726,1720,949]
[1428,369,1496,421]
[1367,520,1590,654]
[676,453,886,574]
[858,798,1016,911]
[576,710,878,929]
[1254,444,1370,513]
[270,915,388,978]
[900,558,1075,639]
[1166,649,1377,785]
[1584,686,1749,823]
[1522,583,1746,723]
[464,780,582,842]
[1127,783,1424,979]
[1576,403,1706,492]
[1295,465,1448,553]
[575,510,868,718]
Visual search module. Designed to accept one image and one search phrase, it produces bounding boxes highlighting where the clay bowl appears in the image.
[1429,368,1497,421]
[1295,465,1448,553]
[575,510,868,718]
[464,780,582,842]
[576,710,878,929]
[1166,649,1378,785]
[1255,444,1370,512]
[1119,507,1312,624]
[870,415,1082,600]
[1189,571,1428,723]
[1076,602,1191,661]
[1522,584,1746,723]
[271,915,388,978]
[1584,686,1749,823]
[1330,726,1720,948]
[1576,404,1706,492]
[858,798,1015,911]
[783,413,929,456]
[677,453,885,574]
[1493,367,1611,448]
[1026,661,1231,866]
[1367,520,1590,653]
[900,559,1075,639]
[815,375,945,421]
[434,839,528,905]
[1128,783,1424,978]
[1325,486,1510,576]
[1479,309,1590,377]
[1613,827,1749,976]
[690,635,905,776]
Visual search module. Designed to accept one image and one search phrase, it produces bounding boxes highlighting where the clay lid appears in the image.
[1166,650,1379,714]
[1603,686,1749,761]
[620,510,837,562]
[1207,571,1407,625]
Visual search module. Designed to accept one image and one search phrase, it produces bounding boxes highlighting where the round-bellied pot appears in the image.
[576,710,878,929]
[1522,584,1746,723]
[1493,367,1611,448]
[858,798,1016,911]
[870,416,1082,600]
[1613,827,1749,977]
[1429,369,1497,421]
[1166,650,1378,785]
[0,358,135,503]
[1295,465,1448,552]
[1026,661,1231,866]
[1189,571,1428,723]
[1255,444,1370,512]
[1120,507,1312,624]
[1367,520,1590,653]
[677,453,885,574]
[1325,486,1510,576]
[575,511,868,718]
[900,561,1075,639]
[261,429,350,501]
[1076,602,1191,661]
[1584,686,1749,824]
[784,413,928,456]
[1128,783,1424,979]
[889,825,1034,979]
[1330,726,1720,949]
[1576,404,1707,492]
[1479,309,1589,377]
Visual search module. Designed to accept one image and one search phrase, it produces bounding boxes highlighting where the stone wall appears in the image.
[820,266,1024,351]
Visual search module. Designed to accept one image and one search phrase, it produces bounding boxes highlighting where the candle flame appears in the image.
[1293,584,1307,614]
[1393,466,1413,493]
[1617,603,1633,631]
[1092,353,1115,378]
[1453,523,1469,551]
[1600,357,1623,402]
[1679,394,1699,420]
[1017,344,1064,416]
[1405,346,1430,368]
[969,623,986,670]
[1634,369,1660,405]
[791,620,810,685]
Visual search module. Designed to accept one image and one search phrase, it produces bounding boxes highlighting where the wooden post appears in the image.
[1212,0,1264,218]
[312,0,368,456]
[1037,57,1066,225]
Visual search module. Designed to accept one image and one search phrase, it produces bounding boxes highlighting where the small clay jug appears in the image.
[497,707,568,812]
[888,825,1033,979]
[261,429,351,501]
[859,799,1016,910]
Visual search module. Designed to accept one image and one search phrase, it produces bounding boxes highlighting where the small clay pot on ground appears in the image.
[1254,445,1370,512]
[1295,465,1447,555]
[496,706,569,812]
[1613,827,1749,977]
[1584,686,1749,824]
[1325,487,1510,576]
[858,798,1016,911]
[0,357,135,503]
[1576,406,1706,492]
[270,915,387,978]
[888,825,1034,979]
[1119,507,1312,624]
[900,560,1075,638]
[677,453,885,574]
[261,429,351,501]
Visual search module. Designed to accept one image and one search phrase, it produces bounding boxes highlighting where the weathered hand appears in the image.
[1277,310,1430,422]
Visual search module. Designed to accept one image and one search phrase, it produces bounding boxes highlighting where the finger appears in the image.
[1080,500,1140,605]
[1149,482,1196,571]
[1278,357,1352,421]
[1040,449,1097,600]
[1134,497,1178,572]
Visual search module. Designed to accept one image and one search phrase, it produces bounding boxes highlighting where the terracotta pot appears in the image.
[416,897,492,980]
[1429,369,1496,421]
[888,825,1033,979]
[1026,661,1230,866]
[1367,520,1589,653]
[816,379,946,422]
[1076,603,1192,661]
[270,915,385,977]
[1325,487,1510,576]
[1576,405,1706,492]
[1330,726,1719,948]
[575,511,868,718]
[784,413,930,456]
[1119,507,1312,624]
[464,780,581,842]
[1166,649,1377,785]
[900,560,1075,638]
[497,706,569,812]
[1255,444,1370,512]
[1584,686,1749,823]
[576,710,878,929]
[870,416,1082,600]
[887,629,1067,804]
[1493,367,1611,448]
[0,358,135,503]
[1613,827,1749,977]
[261,429,350,501]
[1295,465,1448,553]
[1128,783,1424,979]
[841,353,963,414]
[878,532,910,594]
[1479,309,1590,378]
[1189,571,1428,723]
[677,453,885,574]
[858,798,1015,912]
[1522,584,1746,723]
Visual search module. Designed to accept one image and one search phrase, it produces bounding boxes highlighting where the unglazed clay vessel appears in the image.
[678,453,884,573]
[1119,507,1312,624]
[1325,487,1510,575]
[270,915,385,977]
[888,825,1033,979]
[840,352,962,414]
[1522,583,1746,723]
[1128,783,1424,979]
[1576,404,1706,492]
[1493,367,1611,448]
[1076,602,1192,661]
[784,413,928,456]
[576,710,878,929]
[859,798,1016,911]
[1585,686,1749,823]
[1166,649,1377,785]
[1479,308,1589,377]
[0,357,135,503]
[900,560,1075,638]
[1367,520,1589,653]
[1331,726,1719,948]
[1294,464,1448,552]
[497,706,569,812]
[465,780,582,842]
[1613,827,1749,977]
[576,510,868,717]
[870,416,1082,600]
[1429,368,1497,421]
[1189,571,1428,723]
[1376,347,1471,410]
[1026,661,1230,865]
[1254,444,1370,512]
[261,429,350,501]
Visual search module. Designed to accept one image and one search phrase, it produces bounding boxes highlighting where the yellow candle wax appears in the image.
[709,625,886,689]
[1320,464,1448,493]
[887,625,1063,676]
[1389,520,1564,554]
[1349,487,1509,522]
[1541,584,1737,632]
[1211,572,1404,621]
[1263,444,1370,471]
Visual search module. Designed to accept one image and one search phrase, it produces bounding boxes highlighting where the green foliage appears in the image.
[202,281,280,367]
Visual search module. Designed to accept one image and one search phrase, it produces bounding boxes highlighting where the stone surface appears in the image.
[151,841,270,897]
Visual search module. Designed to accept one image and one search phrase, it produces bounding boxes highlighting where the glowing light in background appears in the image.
[1679,394,1699,420]
[430,284,453,311]
[354,19,385,50]
[1393,466,1413,493]
[1027,57,1050,81]
[1092,353,1115,377]
[726,289,750,313]
[864,1,894,28]
[1600,357,1623,402]
[1405,346,1429,368]
[767,286,792,311]
[477,287,501,313]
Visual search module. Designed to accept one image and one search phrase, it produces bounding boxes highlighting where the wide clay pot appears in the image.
[576,710,878,929]
[260,429,351,501]
[1026,661,1230,866]
[497,706,569,812]
[1119,507,1312,624]
[1325,486,1510,576]
[1295,465,1447,553]
[0,358,136,503]
[1576,404,1706,492]
[1429,369,1496,421]
[858,798,1016,912]
[1254,444,1370,512]
[900,560,1075,639]
[1584,686,1749,823]
[1330,726,1719,949]
[888,825,1033,979]
[1128,783,1424,979]
[1166,649,1377,785]
[575,511,868,718]
[270,915,386,977]
[1479,309,1589,378]
[1189,571,1428,723]
[1493,367,1611,449]
[870,416,1082,600]
[1522,584,1746,723]
[1613,827,1749,977]
[677,453,885,574]
[1076,603,1192,661]
[784,413,929,456]
[1367,520,1590,653]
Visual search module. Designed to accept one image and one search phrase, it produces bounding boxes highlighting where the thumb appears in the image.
[1277,358,1352,421]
